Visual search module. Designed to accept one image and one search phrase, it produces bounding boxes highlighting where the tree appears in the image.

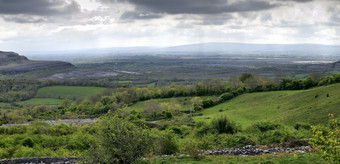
[191,97,203,112]
[310,114,339,164]
[86,109,153,164]
[60,99,71,108]
[144,100,161,119]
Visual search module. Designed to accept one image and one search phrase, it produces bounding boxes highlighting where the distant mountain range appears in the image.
[161,43,340,55]
[20,42,340,62]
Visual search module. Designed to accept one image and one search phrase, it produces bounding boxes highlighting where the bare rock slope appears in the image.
[0,51,29,66]
[0,51,76,75]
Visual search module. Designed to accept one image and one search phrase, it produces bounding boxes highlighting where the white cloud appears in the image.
[315,28,337,38]
[0,0,339,52]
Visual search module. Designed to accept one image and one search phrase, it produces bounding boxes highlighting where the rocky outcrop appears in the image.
[0,51,76,75]
[0,51,29,66]
[207,145,312,156]
[0,61,76,75]
[0,157,79,164]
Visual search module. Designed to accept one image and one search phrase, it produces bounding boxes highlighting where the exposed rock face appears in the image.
[0,51,29,66]
[0,51,76,75]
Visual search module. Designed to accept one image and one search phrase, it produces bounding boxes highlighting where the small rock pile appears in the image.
[207,145,312,156]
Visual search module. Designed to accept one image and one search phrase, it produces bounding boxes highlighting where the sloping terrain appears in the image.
[0,51,76,75]
[0,51,29,66]
[194,83,340,127]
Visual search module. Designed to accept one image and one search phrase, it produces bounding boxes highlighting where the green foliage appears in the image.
[60,99,71,108]
[211,116,239,134]
[183,139,202,160]
[310,114,340,164]
[22,137,35,148]
[0,79,40,102]
[86,109,153,164]
[247,121,282,133]
[191,97,203,112]
[239,73,253,83]
[159,132,179,155]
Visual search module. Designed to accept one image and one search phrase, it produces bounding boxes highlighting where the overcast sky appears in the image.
[0,0,339,52]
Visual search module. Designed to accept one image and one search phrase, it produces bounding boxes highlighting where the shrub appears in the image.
[211,116,239,134]
[159,132,179,155]
[184,140,201,160]
[220,92,234,101]
[310,114,339,164]
[86,109,153,164]
[202,98,214,108]
[247,121,282,133]
[217,133,256,148]
[294,123,311,130]
[22,137,35,148]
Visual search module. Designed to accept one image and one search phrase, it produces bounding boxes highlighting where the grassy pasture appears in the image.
[20,86,106,106]
[21,98,65,105]
[34,86,106,100]
[193,83,340,128]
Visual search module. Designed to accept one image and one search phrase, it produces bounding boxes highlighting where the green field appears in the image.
[194,83,340,128]
[20,86,107,106]
[0,103,10,108]
[34,86,107,100]
[21,98,65,105]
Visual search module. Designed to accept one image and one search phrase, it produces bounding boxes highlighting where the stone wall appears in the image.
[0,157,79,164]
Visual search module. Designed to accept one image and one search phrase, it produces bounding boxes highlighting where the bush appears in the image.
[86,109,153,164]
[159,132,179,155]
[217,133,256,148]
[220,92,234,101]
[211,116,239,134]
[184,140,202,160]
[247,121,282,133]
[310,114,339,164]
[22,137,35,148]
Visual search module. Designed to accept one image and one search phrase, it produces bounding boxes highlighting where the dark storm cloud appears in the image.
[279,0,314,2]
[125,0,277,14]
[2,15,47,23]
[120,11,163,20]
[0,0,80,16]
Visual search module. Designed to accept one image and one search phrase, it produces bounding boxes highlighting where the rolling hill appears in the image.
[194,83,340,127]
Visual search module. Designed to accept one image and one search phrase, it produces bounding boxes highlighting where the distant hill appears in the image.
[0,51,29,66]
[21,42,340,62]
[0,51,76,75]
[162,43,340,55]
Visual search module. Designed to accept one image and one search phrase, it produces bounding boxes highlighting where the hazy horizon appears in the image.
[0,0,340,52]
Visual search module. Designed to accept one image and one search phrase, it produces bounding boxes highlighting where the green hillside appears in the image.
[194,83,340,128]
